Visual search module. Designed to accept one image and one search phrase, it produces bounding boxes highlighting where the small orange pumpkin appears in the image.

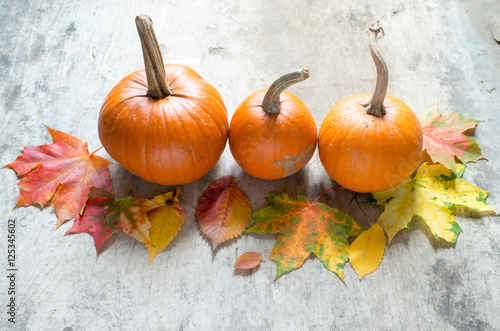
[229,69,317,180]
[98,16,228,185]
[318,24,423,193]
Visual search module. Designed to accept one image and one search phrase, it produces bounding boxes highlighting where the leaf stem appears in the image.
[311,186,342,205]
[364,23,388,118]
[90,146,104,155]
[135,15,172,99]
[120,177,136,200]
[349,193,375,224]
[261,69,309,114]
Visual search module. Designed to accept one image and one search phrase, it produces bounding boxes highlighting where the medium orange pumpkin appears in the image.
[98,15,228,185]
[229,69,317,180]
[318,24,423,193]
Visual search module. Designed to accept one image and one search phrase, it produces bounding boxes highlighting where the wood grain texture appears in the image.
[0,0,499,330]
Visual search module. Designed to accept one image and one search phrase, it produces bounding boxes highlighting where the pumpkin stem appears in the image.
[364,23,388,118]
[262,69,309,114]
[135,15,172,99]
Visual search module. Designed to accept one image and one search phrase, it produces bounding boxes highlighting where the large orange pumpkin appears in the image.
[98,16,228,185]
[318,24,423,193]
[229,69,317,180]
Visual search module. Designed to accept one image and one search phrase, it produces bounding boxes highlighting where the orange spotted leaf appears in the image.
[420,105,485,170]
[66,196,158,255]
[246,193,363,280]
[196,176,252,247]
[234,252,263,270]
[117,196,158,245]
[3,126,113,227]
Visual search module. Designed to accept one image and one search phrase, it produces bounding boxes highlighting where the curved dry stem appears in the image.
[135,15,172,98]
[262,68,309,114]
[364,23,388,117]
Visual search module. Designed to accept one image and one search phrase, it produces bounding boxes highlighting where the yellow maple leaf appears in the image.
[349,224,386,279]
[146,187,186,263]
[368,163,496,243]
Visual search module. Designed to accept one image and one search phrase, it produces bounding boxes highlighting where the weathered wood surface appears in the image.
[1,1,499,330]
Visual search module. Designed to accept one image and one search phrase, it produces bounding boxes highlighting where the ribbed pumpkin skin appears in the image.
[229,89,317,180]
[318,93,423,193]
[98,64,228,185]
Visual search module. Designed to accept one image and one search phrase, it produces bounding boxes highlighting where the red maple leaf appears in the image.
[3,126,113,227]
[420,105,485,170]
[65,198,121,255]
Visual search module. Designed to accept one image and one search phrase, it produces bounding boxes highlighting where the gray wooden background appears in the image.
[1,0,499,330]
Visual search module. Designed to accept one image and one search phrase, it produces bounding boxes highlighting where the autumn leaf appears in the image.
[117,196,157,245]
[3,125,113,227]
[195,176,252,247]
[367,163,496,244]
[65,195,157,255]
[420,105,485,170]
[147,188,186,263]
[234,252,263,270]
[65,198,120,255]
[246,193,363,280]
[349,224,386,279]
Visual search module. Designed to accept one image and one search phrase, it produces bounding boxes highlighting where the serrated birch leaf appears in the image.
[234,252,263,270]
[195,176,252,247]
[3,125,113,227]
[420,105,485,170]
[246,193,363,280]
[349,224,386,279]
[146,188,186,263]
[368,163,496,244]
